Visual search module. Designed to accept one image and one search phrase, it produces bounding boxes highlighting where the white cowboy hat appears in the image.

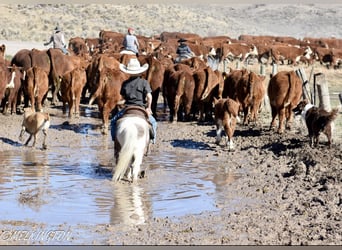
[119,58,149,75]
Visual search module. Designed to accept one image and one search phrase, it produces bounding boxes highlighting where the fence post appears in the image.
[260,64,266,76]
[271,63,277,78]
[235,60,240,69]
[314,73,331,111]
[295,67,312,102]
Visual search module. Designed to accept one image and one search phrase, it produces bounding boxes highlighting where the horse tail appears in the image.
[112,124,137,182]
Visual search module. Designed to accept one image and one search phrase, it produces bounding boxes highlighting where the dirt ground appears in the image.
[0,78,341,245]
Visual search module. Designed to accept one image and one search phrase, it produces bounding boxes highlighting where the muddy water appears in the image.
[0,140,244,227]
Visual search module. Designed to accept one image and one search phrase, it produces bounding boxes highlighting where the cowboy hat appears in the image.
[177,38,187,43]
[119,58,149,75]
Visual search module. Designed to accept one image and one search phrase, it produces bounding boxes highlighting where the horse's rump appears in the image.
[113,115,150,182]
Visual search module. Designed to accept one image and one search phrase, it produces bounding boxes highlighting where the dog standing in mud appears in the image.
[19,108,50,149]
[293,99,339,148]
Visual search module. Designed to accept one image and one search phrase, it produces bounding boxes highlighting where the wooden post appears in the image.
[295,67,311,102]
[235,60,240,69]
[271,63,277,78]
[260,64,266,76]
[314,73,331,111]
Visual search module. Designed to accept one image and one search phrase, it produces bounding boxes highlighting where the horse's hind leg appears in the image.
[131,152,144,182]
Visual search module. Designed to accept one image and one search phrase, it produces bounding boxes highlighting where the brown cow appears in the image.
[222,68,245,101]
[213,97,240,151]
[85,37,101,55]
[1,65,23,114]
[163,64,195,122]
[86,53,120,103]
[23,66,49,112]
[47,48,88,105]
[270,44,313,65]
[60,68,87,117]
[89,67,128,134]
[236,71,266,125]
[268,70,303,133]
[68,37,89,57]
[139,55,165,118]
[221,43,258,63]
[192,66,224,121]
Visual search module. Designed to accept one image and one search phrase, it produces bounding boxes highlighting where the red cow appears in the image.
[90,67,128,134]
[270,44,313,65]
[47,48,88,105]
[1,65,23,114]
[139,55,165,118]
[86,54,120,103]
[193,67,224,121]
[163,64,195,122]
[236,70,266,125]
[213,97,240,151]
[268,70,303,133]
[85,37,101,55]
[60,68,87,117]
[221,43,258,63]
[23,66,49,112]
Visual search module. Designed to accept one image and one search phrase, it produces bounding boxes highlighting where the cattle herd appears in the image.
[0,30,341,148]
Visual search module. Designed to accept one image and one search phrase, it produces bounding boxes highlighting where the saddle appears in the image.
[117,105,155,141]
[120,106,150,124]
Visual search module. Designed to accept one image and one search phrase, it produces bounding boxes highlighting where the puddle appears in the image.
[0,143,243,227]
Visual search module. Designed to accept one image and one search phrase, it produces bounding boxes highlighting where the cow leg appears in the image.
[243,106,249,125]
[285,106,294,130]
[277,108,286,133]
[270,106,278,130]
[24,134,33,146]
[31,134,37,147]
[215,120,223,145]
[69,98,74,118]
[173,95,181,123]
[42,129,48,149]
[101,102,112,135]
[224,116,236,150]
[151,88,160,118]
[74,91,81,118]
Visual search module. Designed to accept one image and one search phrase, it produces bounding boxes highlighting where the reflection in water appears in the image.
[110,183,149,225]
[0,143,245,226]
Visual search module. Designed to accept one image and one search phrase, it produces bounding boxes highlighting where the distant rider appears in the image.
[44,26,68,55]
[122,27,139,56]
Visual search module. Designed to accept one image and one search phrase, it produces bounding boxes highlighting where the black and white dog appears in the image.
[293,99,339,148]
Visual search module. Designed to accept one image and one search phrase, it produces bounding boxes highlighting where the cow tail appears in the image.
[248,72,254,104]
[33,67,39,98]
[284,71,295,107]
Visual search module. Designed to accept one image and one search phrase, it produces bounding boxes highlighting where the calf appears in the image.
[236,70,266,125]
[213,97,240,150]
[268,70,303,133]
[1,65,23,114]
[19,108,50,149]
[163,64,195,122]
[23,66,49,112]
[60,68,87,117]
